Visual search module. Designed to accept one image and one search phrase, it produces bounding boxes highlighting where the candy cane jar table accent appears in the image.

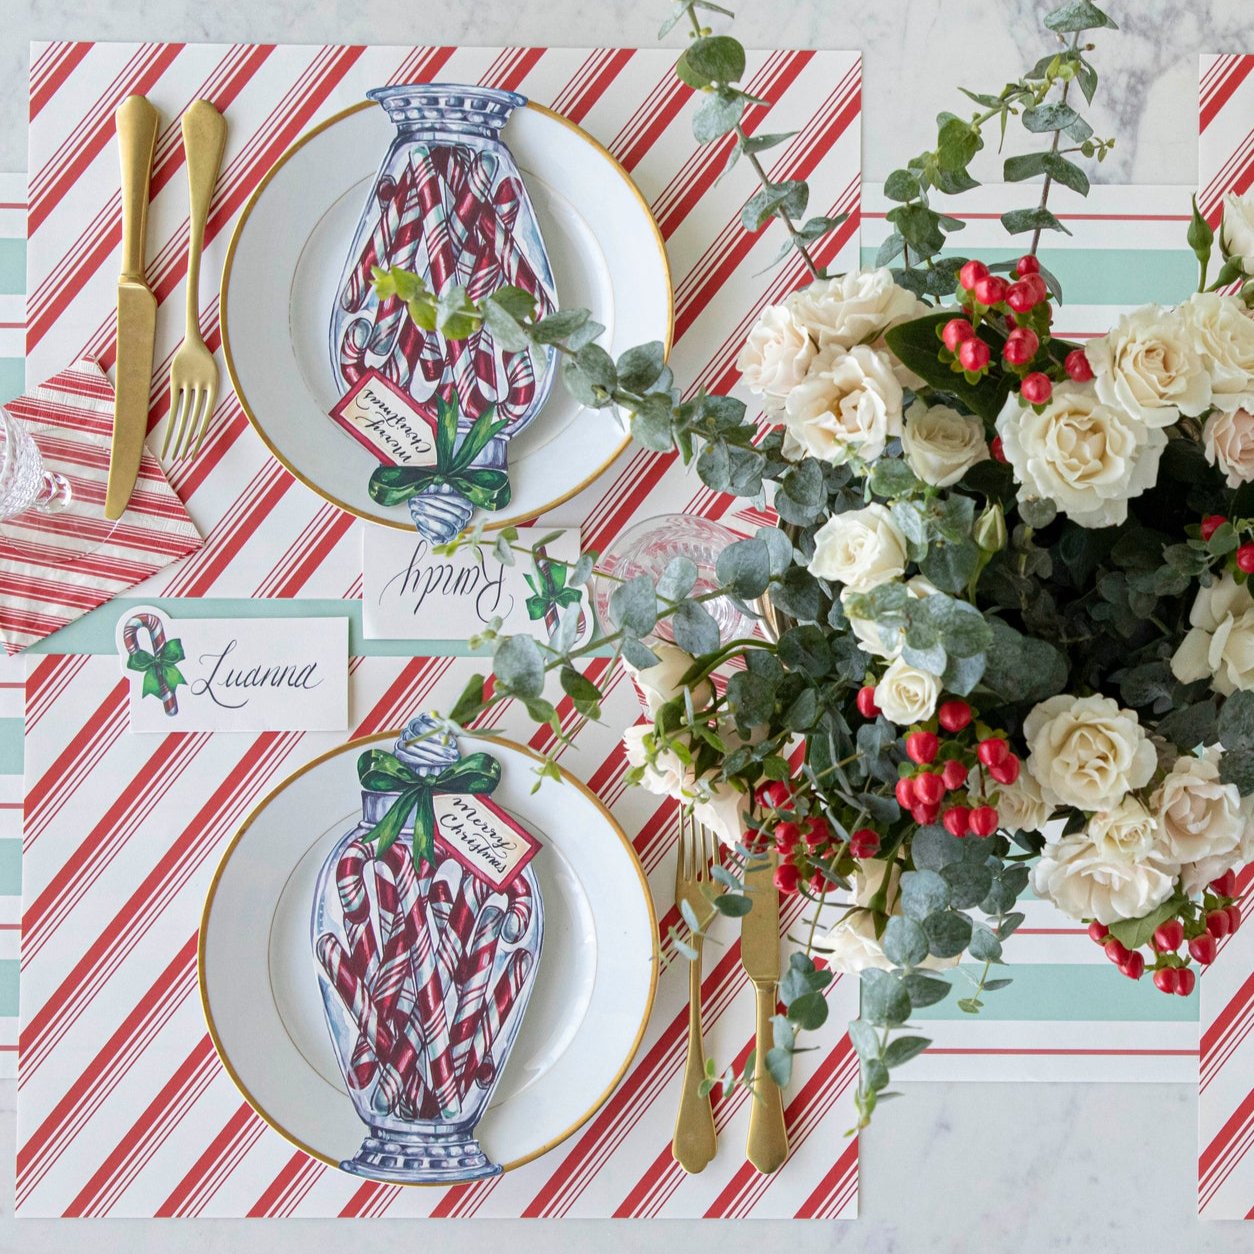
[310,719,544,1184]
[329,83,559,543]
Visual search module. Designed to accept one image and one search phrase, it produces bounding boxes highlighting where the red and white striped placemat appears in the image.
[26,42,862,605]
[17,653,860,1218]
[0,357,202,654]
[1197,53,1254,1219]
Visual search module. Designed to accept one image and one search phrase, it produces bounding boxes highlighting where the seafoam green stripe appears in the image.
[0,238,23,295]
[0,357,23,405]
[0,719,23,775]
[908,963,1197,1021]
[858,246,1197,307]
[0,839,20,896]
[0,960,17,1016]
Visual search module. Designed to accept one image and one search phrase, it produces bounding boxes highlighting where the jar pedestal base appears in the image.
[342,1125,502,1183]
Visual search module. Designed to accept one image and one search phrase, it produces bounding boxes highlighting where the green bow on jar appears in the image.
[367,389,511,512]
[356,744,502,866]
[125,637,187,702]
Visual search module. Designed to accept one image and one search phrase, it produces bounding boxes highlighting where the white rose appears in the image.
[692,779,749,849]
[1088,796,1162,863]
[1024,693,1158,812]
[788,267,927,352]
[841,574,937,660]
[1087,304,1212,426]
[1152,747,1242,870]
[1171,575,1254,696]
[1180,796,1254,895]
[808,502,908,591]
[1221,191,1254,276]
[1181,291,1254,411]
[901,399,989,487]
[1203,407,1254,488]
[783,344,904,465]
[1030,831,1176,926]
[995,383,1166,529]
[875,655,941,726]
[735,303,815,410]
[976,766,1051,835]
[622,724,689,798]
[622,643,713,718]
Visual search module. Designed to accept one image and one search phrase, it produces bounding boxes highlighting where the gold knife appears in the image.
[742,847,788,1172]
[106,95,160,521]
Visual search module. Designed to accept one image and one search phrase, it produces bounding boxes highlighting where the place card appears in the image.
[432,792,541,891]
[362,526,590,643]
[329,368,439,467]
[116,607,348,732]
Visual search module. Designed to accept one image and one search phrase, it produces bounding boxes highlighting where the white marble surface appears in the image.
[5,0,1254,1248]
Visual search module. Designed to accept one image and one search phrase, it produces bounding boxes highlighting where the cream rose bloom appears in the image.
[901,399,989,487]
[1088,796,1161,863]
[1024,693,1158,813]
[735,303,815,411]
[1152,748,1242,870]
[1180,795,1254,895]
[994,383,1166,529]
[1221,191,1254,275]
[788,267,927,352]
[1171,575,1254,695]
[808,502,908,591]
[622,724,688,798]
[1181,291,1254,412]
[1203,407,1254,488]
[842,574,938,660]
[975,766,1051,834]
[1030,831,1176,926]
[783,344,904,465]
[623,643,713,718]
[1087,304,1212,426]
[875,656,941,726]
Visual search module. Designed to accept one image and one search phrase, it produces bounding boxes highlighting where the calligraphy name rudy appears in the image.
[380,538,512,623]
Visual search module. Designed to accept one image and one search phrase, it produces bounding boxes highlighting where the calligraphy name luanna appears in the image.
[190,639,324,709]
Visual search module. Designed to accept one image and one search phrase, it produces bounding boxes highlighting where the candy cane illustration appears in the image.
[315,933,394,1089]
[459,947,534,1091]
[121,613,182,717]
[432,863,489,1003]
[447,902,505,1082]
[501,871,534,943]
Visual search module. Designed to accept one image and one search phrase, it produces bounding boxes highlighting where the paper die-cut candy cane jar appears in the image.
[330,84,559,544]
[311,713,543,1183]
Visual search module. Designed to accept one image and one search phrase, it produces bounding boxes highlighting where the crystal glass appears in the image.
[311,718,543,1183]
[0,410,71,521]
[592,513,757,645]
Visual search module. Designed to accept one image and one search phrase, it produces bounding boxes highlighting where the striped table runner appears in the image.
[1197,53,1254,1220]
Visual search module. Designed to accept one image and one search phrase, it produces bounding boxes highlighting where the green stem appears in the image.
[1027,32,1082,257]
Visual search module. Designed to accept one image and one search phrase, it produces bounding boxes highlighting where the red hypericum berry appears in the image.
[895,776,917,808]
[990,435,1007,463]
[850,827,881,859]
[856,685,880,718]
[1003,326,1040,365]
[937,699,973,733]
[973,274,1009,307]
[1237,543,1254,575]
[943,805,971,837]
[913,771,946,807]
[1153,920,1184,952]
[1210,869,1238,897]
[912,803,940,826]
[1227,905,1243,934]
[1064,348,1094,382]
[774,862,800,895]
[1200,514,1228,542]
[987,755,1021,786]
[1176,967,1197,997]
[940,759,969,791]
[1119,952,1145,981]
[756,781,791,810]
[1206,909,1233,939]
[959,259,990,290]
[957,337,991,372]
[977,737,1009,768]
[1019,274,1049,306]
[1088,920,1109,943]
[809,870,829,894]
[1020,372,1053,405]
[804,817,831,848]
[1153,967,1180,994]
[1103,938,1130,965]
[1015,254,1041,277]
[942,318,976,352]
[774,820,801,853]
[905,731,940,765]
[1190,934,1219,965]
[1005,281,1040,315]
[969,805,999,837]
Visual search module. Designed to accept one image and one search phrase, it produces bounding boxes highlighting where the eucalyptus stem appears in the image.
[1027,31,1082,257]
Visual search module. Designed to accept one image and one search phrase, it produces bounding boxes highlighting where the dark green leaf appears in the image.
[684,34,746,83]
[609,575,658,638]
[693,90,745,143]
[883,169,921,202]
[1218,690,1254,750]
[1000,206,1072,237]
[901,869,951,921]
[882,1035,931,1067]
[903,971,953,1008]
[787,991,829,1031]
[882,916,929,968]
[924,910,973,958]
[672,600,722,655]
[616,341,667,392]
[861,968,912,1027]
[493,634,544,698]
[716,536,772,599]
[1044,0,1117,32]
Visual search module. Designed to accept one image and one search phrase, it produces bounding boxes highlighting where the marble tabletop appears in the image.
[3,0,1254,1249]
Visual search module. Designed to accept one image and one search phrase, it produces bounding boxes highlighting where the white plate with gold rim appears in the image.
[199,731,657,1176]
[221,99,672,531]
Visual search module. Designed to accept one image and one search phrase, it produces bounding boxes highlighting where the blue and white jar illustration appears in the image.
[330,84,559,542]
[311,714,544,1182]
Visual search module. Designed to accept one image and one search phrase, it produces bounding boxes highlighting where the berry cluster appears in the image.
[1086,868,1244,995]
[1198,512,1254,577]
[859,689,1019,837]
[939,254,1091,409]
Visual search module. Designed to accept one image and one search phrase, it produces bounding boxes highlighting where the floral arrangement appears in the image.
[382,0,1253,1124]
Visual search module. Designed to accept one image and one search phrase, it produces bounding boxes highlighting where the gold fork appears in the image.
[672,812,718,1173]
[163,100,226,460]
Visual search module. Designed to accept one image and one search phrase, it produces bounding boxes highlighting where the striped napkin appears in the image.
[0,356,202,652]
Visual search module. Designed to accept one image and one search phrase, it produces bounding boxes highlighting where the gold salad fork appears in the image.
[164,99,226,459]
[672,813,719,1173]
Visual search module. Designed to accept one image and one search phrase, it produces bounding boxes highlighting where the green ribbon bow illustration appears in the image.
[367,389,512,512]
[524,559,582,623]
[356,746,502,866]
[125,637,188,703]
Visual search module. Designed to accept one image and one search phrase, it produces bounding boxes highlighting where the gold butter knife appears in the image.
[742,847,788,1172]
[106,94,160,521]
